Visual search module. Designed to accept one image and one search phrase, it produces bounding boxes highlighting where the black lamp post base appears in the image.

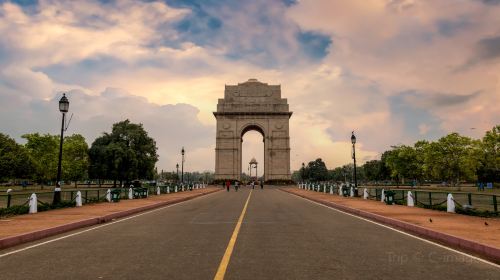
[53,188,62,205]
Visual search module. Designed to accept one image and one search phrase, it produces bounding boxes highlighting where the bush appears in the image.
[0,205,29,217]
[0,201,76,218]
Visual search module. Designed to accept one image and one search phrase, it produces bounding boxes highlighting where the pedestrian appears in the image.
[251,181,255,189]
[226,180,230,192]
[235,181,239,192]
[260,180,264,189]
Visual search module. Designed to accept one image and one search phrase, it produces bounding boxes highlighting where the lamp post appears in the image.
[181,147,185,183]
[53,93,69,205]
[351,131,358,197]
[176,163,179,181]
[301,162,305,182]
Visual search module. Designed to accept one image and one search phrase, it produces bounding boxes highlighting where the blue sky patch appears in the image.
[297,31,332,60]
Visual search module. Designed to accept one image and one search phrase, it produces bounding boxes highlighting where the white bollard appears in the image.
[324,185,327,193]
[157,186,161,195]
[76,191,82,207]
[350,187,354,197]
[330,185,333,195]
[175,186,178,193]
[29,193,37,214]
[447,193,455,213]
[167,186,170,194]
[106,189,111,202]
[363,188,369,199]
[338,185,343,196]
[407,191,414,207]
[128,187,133,199]
[381,189,385,203]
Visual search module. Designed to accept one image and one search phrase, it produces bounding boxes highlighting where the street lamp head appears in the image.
[302,162,305,168]
[181,147,185,155]
[176,163,179,169]
[59,93,69,113]
[351,131,356,145]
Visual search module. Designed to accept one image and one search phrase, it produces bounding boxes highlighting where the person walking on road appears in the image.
[260,180,264,190]
[251,181,255,189]
[226,180,230,192]
[235,181,239,192]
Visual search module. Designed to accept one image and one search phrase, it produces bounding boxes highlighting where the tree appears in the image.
[22,133,59,183]
[477,125,499,182]
[384,145,423,184]
[363,160,383,181]
[0,133,35,181]
[62,134,89,185]
[88,120,158,185]
[305,158,329,181]
[424,133,478,185]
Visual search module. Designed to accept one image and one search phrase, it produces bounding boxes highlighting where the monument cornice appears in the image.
[213,112,293,118]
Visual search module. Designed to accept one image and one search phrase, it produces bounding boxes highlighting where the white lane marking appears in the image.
[287,191,500,268]
[0,191,221,258]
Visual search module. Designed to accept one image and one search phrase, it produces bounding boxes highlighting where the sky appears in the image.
[0,0,499,175]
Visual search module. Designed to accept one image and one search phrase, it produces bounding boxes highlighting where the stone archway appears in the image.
[214,79,292,182]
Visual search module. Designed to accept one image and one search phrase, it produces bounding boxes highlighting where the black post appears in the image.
[53,112,65,205]
[351,131,358,197]
[181,147,185,183]
[301,162,305,182]
[176,163,179,181]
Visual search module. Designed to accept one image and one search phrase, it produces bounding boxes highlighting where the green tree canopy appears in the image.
[89,120,158,184]
[304,158,329,181]
[0,133,35,181]
[424,133,479,185]
[477,125,499,182]
[22,133,59,183]
[62,134,89,184]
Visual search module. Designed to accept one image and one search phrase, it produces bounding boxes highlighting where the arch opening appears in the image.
[241,128,264,182]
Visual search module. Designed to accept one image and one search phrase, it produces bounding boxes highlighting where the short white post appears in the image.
[338,185,343,196]
[363,188,368,199]
[128,187,133,199]
[447,193,455,213]
[157,186,161,195]
[29,193,37,214]
[330,185,333,195]
[407,191,414,207]
[175,186,178,192]
[381,189,385,203]
[76,191,82,207]
[106,189,111,202]
[350,187,354,197]
[167,186,170,194]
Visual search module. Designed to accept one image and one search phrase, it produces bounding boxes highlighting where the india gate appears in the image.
[214,79,292,182]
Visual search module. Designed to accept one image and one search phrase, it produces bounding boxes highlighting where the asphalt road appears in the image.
[0,187,498,279]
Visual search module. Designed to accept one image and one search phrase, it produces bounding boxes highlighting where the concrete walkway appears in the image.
[0,187,220,249]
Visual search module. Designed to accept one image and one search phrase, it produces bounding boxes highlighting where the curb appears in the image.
[0,188,221,251]
[280,188,500,264]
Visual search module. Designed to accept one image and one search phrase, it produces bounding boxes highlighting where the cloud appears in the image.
[0,0,499,174]
[0,87,214,172]
[476,35,500,60]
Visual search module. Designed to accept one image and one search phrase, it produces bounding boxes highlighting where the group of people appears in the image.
[224,180,263,191]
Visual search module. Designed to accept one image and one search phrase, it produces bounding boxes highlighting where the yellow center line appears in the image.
[214,189,253,280]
